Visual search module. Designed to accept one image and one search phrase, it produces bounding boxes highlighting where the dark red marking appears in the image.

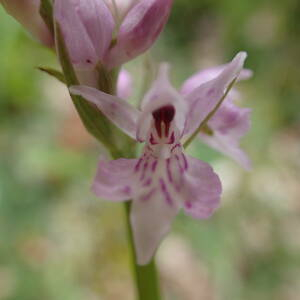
[152,105,175,138]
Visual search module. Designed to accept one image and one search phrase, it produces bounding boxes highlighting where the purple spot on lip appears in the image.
[134,158,142,172]
[151,160,158,172]
[175,154,184,173]
[140,188,156,202]
[181,154,188,170]
[167,132,175,144]
[185,201,193,209]
[166,159,173,183]
[123,186,131,195]
[143,178,152,186]
[159,178,173,206]
[140,160,149,181]
[171,143,181,153]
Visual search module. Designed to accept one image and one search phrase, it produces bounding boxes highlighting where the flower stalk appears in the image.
[124,202,162,300]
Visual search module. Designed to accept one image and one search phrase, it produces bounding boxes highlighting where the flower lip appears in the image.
[152,105,175,138]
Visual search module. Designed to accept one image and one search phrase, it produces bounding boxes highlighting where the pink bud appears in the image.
[54,0,115,69]
[1,0,53,47]
[105,0,173,69]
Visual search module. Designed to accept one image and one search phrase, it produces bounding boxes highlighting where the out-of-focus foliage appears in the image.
[1,0,300,299]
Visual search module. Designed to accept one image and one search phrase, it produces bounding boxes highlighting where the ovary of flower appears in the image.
[70,52,247,265]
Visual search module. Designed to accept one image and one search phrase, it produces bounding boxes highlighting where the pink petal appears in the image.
[92,158,138,201]
[54,0,114,69]
[137,64,187,142]
[117,69,133,99]
[183,156,222,219]
[130,186,180,265]
[70,85,140,139]
[181,65,252,97]
[105,0,173,69]
[200,132,252,170]
[200,102,252,170]
[1,0,53,47]
[183,52,247,138]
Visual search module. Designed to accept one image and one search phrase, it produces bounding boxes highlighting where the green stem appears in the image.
[124,202,162,300]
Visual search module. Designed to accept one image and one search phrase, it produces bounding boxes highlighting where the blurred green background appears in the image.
[1,1,300,299]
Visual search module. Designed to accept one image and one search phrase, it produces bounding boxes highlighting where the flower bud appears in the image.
[106,0,173,69]
[1,0,53,47]
[54,0,115,70]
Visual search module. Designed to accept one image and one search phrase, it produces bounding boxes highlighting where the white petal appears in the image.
[130,190,180,265]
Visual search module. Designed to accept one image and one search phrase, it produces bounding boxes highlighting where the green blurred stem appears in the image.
[123,202,162,300]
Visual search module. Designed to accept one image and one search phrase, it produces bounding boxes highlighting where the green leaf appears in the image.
[37,67,66,84]
[39,0,54,35]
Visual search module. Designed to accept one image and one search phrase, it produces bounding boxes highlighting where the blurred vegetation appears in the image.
[1,0,300,299]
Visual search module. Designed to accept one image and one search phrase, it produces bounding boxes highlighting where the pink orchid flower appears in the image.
[117,61,253,170]
[54,0,172,70]
[181,65,253,170]
[70,52,247,265]
[0,0,53,47]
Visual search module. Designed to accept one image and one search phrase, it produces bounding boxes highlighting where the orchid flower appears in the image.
[117,60,252,169]
[54,0,172,71]
[0,0,53,47]
[181,65,253,170]
[70,52,247,265]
